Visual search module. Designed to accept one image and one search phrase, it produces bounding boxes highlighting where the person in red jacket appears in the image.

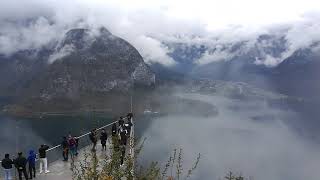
[68,135,77,160]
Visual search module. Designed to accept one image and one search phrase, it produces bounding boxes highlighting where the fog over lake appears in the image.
[140,93,320,180]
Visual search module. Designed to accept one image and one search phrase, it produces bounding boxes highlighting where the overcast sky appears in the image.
[0,0,320,66]
[106,0,320,29]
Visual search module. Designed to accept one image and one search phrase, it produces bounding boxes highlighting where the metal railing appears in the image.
[45,120,119,153]
[44,116,133,163]
[0,115,135,179]
[45,116,134,161]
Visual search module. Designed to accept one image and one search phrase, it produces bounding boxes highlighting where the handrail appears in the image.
[129,117,135,179]
[46,118,125,153]
[45,120,117,152]
[1,116,131,163]
[76,120,117,139]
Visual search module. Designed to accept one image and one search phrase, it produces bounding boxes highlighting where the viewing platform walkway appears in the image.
[1,115,135,180]
[40,115,134,180]
[37,142,114,180]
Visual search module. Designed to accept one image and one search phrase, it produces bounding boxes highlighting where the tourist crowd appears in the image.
[1,113,133,180]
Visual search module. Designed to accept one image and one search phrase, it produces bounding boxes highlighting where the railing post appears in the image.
[129,116,135,180]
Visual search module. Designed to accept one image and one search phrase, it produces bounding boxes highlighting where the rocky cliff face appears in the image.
[30,27,155,99]
[1,27,155,113]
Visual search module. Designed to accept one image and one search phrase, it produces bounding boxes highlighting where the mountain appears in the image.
[1,27,155,114]
[271,48,320,99]
[148,34,320,138]
[152,34,320,100]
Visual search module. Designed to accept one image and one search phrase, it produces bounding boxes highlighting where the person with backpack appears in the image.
[39,144,50,174]
[61,136,69,161]
[27,150,36,179]
[14,152,28,180]
[68,135,77,159]
[100,129,108,151]
[89,129,98,151]
[1,154,13,180]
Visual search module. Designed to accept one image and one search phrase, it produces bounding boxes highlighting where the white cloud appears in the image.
[0,17,59,55]
[131,36,176,66]
[196,49,235,65]
[0,0,319,66]
[254,55,282,67]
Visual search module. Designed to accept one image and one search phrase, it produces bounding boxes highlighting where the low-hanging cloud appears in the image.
[130,36,176,66]
[0,0,204,65]
[1,0,320,66]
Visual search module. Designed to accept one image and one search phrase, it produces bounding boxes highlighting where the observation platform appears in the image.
[1,116,134,180]
[37,143,111,180]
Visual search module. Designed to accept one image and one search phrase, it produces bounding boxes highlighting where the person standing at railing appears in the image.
[119,127,127,146]
[14,152,28,180]
[112,123,117,137]
[1,154,14,180]
[89,129,98,151]
[100,129,108,151]
[61,137,69,161]
[27,150,36,179]
[38,144,50,174]
[127,113,133,121]
[118,116,125,128]
[124,117,133,136]
[68,135,77,160]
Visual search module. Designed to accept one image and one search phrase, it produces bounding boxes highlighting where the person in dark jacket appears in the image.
[14,152,28,180]
[119,127,128,146]
[39,144,50,173]
[118,116,124,127]
[1,154,13,180]
[100,129,108,150]
[27,150,36,179]
[61,136,69,161]
[89,129,98,151]
[111,123,117,137]
[127,113,133,120]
